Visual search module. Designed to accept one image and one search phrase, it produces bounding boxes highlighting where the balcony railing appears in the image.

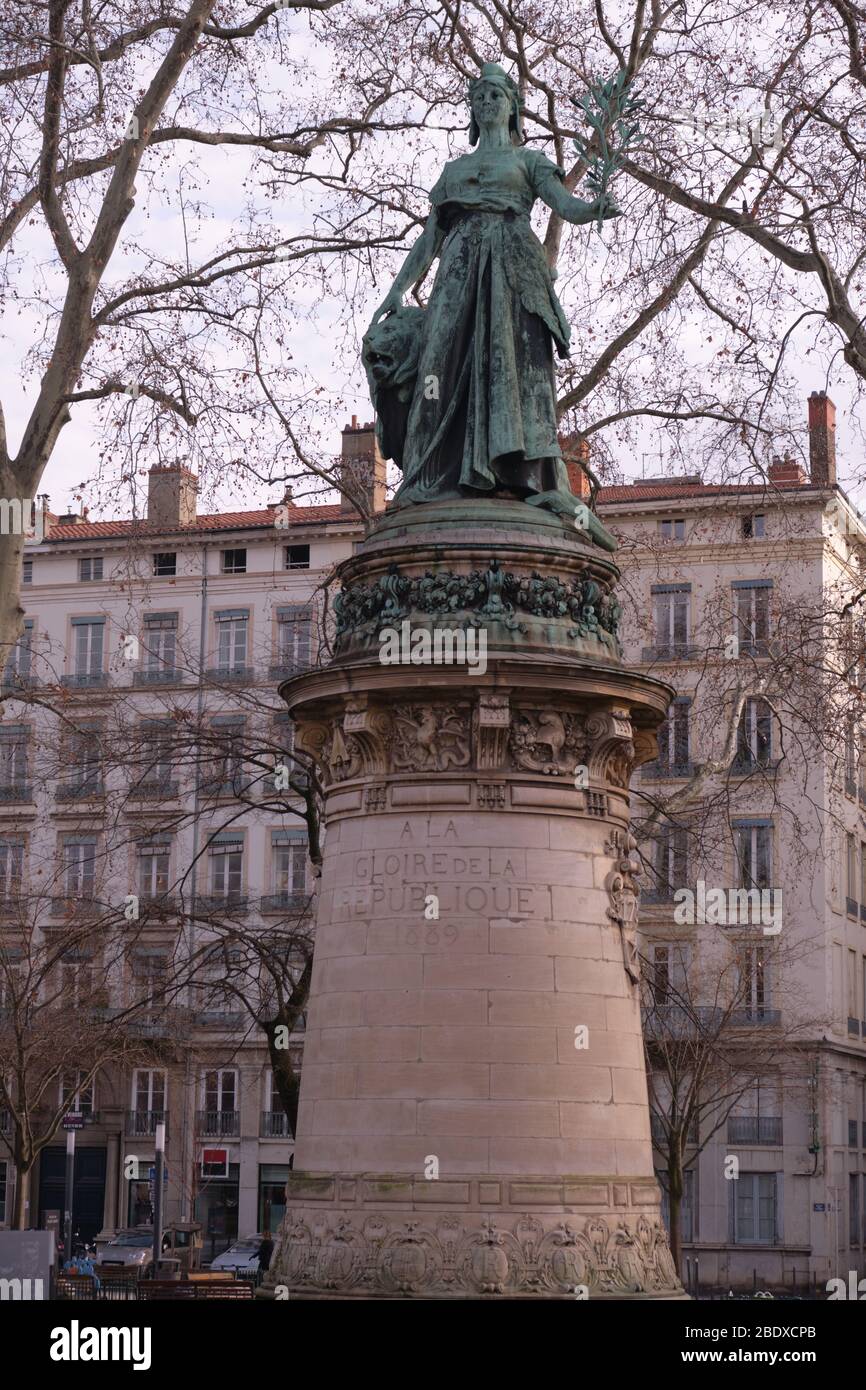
[196,1109,240,1137]
[125,1109,168,1137]
[641,762,692,780]
[268,662,310,681]
[60,672,108,689]
[727,1116,783,1145]
[640,644,700,662]
[49,895,100,917]
[261,1110,291,1138]
[194,1010,245,1030]
[205,666,253,684]
[133,669,182,687]
[55,781,104,801]
[127,779,180,800]
[729,1007,781,1026]
[0,673,37,694]
[259,891,311,915]
[137,894,181,919]
[730,756,780,776]
[194,894,249,917]
[0,784,32,802]
[641,887,680,905]
[650,1112,699,1144]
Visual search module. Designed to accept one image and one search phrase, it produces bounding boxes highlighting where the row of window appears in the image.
[659,514,766,544]
[660,1171,866,1248]
[648,942,770,1015]
[646,819,775,900]
[3,605,312,688]
[48,1067,291,1126]
[21,545,311,586]
[648,580,771,659]
[0,830,309,910]
[647,696,774,776]
[0,712,296,800]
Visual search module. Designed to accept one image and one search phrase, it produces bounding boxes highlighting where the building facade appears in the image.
[601,393,866,1293]
[0,423,380,1259]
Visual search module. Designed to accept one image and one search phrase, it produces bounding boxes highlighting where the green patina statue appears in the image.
[363,62,621,550]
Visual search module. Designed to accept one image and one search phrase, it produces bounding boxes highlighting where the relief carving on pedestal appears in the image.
[605,828,643,987]
[392,704,471,772]
[509,709,586,776]
[270,1210,681,1299]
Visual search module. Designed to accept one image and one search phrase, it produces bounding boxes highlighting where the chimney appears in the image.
[559,433,592,499]
[767,452,807,486]
[808,390,836,486]
[147,463,197,528]
[339,417,386,516]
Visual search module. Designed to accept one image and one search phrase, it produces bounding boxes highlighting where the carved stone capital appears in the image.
[585,708,635,789]
[474,693,510,770]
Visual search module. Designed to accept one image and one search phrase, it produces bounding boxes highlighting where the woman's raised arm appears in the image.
[370,211,445,325]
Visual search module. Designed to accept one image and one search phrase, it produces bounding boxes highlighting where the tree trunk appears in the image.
[12,1162,31,1230]
[667,1152,685,1275]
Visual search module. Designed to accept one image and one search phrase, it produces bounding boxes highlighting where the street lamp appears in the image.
[152,1120,166,1275]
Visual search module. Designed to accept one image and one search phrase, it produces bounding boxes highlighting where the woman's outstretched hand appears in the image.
[593,192,622,222]
[370,289,403,327]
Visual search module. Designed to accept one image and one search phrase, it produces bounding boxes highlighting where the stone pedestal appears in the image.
[270,499,684,1298]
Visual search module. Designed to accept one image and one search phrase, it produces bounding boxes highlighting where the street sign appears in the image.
[61,1116,85,1130]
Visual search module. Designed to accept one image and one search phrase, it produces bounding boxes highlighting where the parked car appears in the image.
[99,1228,155,1271]
[209,1235,265,1275]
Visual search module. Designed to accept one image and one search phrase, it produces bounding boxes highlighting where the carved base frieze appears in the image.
[267,1197,684,1299]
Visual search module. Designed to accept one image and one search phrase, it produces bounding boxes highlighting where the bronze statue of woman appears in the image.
[363,62,619,537]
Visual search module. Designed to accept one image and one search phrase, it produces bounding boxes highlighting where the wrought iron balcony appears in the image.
[194,1010,245,1030]
[194,894,249,917]
[730,756,780,775]
[125,1109,168,1137]
[60,672,108,689]
[49,895,100,918]
[137,894,181,919]
[727,1116,783,1145]
[259,891,311,915]
[196,1109,240,1137]
[641,762,692,780]
[0,784,33,802]
[0,673,37,694]
[205,665,253,684]
[127,779,180,800]
[55,781,104,801]
[268,662,310,681]
[729,1007,781,1026]
[133,669,182,687]
[261,1110,291,1138]
[640,644,700,662]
